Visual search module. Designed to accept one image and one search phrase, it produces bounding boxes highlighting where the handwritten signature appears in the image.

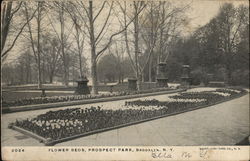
[151,152,172,158]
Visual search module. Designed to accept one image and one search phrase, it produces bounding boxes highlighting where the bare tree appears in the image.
[45,1,76,86]
[1,1,37,60]
[71,1,146,94]
[63,4,86,78]
[108,40,126,83]
[215,4,248,84]
[118,1,148,90]
[118,1,189,86]
[23,2,45,89]
[140,2,161,82]
[40,34,61,83]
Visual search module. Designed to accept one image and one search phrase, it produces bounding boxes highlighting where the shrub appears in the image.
[231,69,249,87]
[190,69,208,86]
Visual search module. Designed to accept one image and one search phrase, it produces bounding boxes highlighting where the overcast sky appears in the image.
[185,0,249,34]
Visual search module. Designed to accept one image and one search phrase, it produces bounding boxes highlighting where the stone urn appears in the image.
[128,78,137,91]
[156,62,168,87]
[75,76,90,95]
[181,65,192,86]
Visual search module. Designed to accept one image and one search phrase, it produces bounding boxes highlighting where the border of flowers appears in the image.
[8,89,248,146]
[3,88,186,113]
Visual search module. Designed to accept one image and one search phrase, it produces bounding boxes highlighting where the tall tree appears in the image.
[23,2,45,89]
[119,1,147,90]
[216,4,249,83]
[64,4,86,78]
[1,1,36,60]
[193,3,249,84]
[72,1,145,94]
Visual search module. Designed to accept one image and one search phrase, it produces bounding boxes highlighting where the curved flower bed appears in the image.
[126,88,246,113]
[2,88,173,108]
[169,88,245,101]
[9,87,246,145]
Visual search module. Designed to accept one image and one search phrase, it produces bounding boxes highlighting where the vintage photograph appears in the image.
[1,0,249,153]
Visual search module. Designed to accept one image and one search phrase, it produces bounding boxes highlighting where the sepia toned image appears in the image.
[1,0,249,160]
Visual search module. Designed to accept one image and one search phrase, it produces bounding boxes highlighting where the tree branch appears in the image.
[96,3,146,59]
[93,1,106,22]
[1,6,38,58]
[95,1,113,43]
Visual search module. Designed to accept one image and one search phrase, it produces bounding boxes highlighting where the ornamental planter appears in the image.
[128,78,137,91]
[75,77,90,95]
[181,65,192,86]
[156,62,168,88]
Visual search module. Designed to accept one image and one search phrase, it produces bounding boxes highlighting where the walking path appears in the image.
[1,92,249,146]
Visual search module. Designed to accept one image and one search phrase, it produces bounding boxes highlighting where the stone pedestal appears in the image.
[156,62,168,87]
[181,65,191,86]
[75,78,90,95]
[128,78,137,91]
[41,89,46,97]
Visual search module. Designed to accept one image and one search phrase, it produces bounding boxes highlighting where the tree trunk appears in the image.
[49,68,54,83]
[60,2,68,87]
[148,53,153,82]
[49,75,53,84]
[74,19,83,78]
[37,2,42,89]
[91,57,98,94]
[1,1,12,53]
[134,2,141,91]
[89,1,98,94]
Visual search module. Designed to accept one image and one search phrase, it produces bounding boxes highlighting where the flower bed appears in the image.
[9,87,246,145]
[2,88,174,108]
[126,88,246,113]
[11,106,168,141]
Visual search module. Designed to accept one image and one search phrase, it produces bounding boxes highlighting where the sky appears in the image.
[184,0,249,34]
[2,0,249,64]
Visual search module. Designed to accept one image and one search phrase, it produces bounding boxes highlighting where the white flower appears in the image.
[46,122,50,126]
[212,92,231,97]
[224,89,241,93]
[187,87,218,92]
